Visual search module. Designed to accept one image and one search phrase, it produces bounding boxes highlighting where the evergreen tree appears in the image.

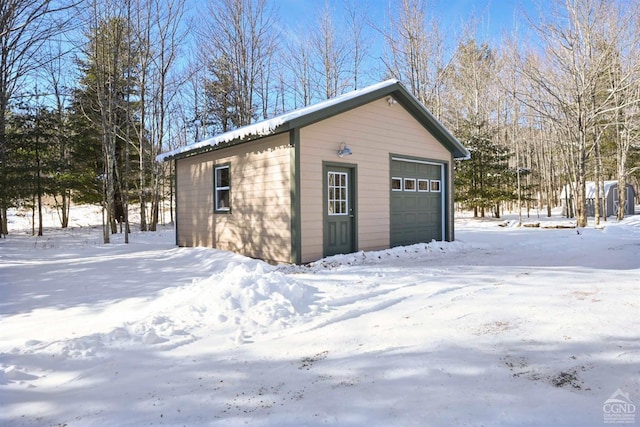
[65,100,104,206]
[5,105,60,235]
[204,56,242,134]
[454,120,517,217]
[73,16,143,234]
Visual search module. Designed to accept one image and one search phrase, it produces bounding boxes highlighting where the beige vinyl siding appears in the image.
[175,133,292,263]
[299,97,451,263]
[176,157,215,247]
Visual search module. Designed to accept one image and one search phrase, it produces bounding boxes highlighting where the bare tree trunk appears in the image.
[312,2,348,99]
[380,0,452,111]
[0,208,6,237]
[616,125,629,221]
[147,0,187,231]
[87,0,127,243]
[36,134,43,236]
[594,141,601,225]
[576,129,588,227]
[287,31,314,107]
[135,0,151,232]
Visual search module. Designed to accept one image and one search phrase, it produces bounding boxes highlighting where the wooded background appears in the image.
[1,0,638,242]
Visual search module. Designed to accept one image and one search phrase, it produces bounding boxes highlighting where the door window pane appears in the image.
[328,171,348,215]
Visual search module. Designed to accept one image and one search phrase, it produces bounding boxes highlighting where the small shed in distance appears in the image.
[561,181,636,217]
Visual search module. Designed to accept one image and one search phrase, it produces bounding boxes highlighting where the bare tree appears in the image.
[517,0,639,227]
[311,2,349,99]
[132,0,153,232]
[40,39,74,228]
[606,2,640,220]
[380,0,458,117]
[86,1,126,242]
[284,0,371,107]
[286,29,315,108]
[121,0,187,232]
[0,0,76,236]
[617,79,640,219]
[381,0,434,106]
[344,0,371,91]
[199,0,279,128]
[449,39,496,127]
[147,0,187,231]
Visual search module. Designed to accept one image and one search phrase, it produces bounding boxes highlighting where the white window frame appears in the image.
[328,171,348,216]
[430,179,441,193]
[417,179,430,192]
[404,178,416,192]
[391,177,403,191]
[214,165,231,212]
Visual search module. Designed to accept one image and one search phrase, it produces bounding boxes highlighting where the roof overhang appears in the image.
[157,79,469,162]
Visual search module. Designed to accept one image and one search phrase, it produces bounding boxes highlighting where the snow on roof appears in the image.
[561,181,620,198]
[586,181,619,198]
[157,79,400,162]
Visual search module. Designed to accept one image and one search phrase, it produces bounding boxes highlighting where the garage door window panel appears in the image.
[391,177,403,191]
[404,178,416,191]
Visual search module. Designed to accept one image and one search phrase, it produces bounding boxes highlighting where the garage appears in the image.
[390,157,445,247]
[159,79,467,263]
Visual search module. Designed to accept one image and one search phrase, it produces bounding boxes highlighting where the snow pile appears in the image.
[302,240,477,270]
[164,262,322,341]
[13,261,322,359]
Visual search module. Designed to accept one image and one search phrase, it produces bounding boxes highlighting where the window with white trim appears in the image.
[404,178,416,191]
[391,177,403,191]
[430,179,441,192]
[418,179,430,192]
[214,165,230,212]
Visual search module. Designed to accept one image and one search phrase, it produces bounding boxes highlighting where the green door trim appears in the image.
[322,161,358,257]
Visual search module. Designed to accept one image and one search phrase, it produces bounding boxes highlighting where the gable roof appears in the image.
[157,79,469,161]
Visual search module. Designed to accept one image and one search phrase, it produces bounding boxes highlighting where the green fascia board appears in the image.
[284,85,397,129]
[158,129,291,161]
[388,87,470,160]
[158,80,469,161]
[285,83,469,159]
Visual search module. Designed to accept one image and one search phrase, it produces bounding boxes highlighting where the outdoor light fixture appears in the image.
[387,96,398,106]
[338,142,352,157]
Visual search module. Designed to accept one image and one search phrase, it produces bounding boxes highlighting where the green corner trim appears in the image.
[174,159,179,246]
[290,129,302,264]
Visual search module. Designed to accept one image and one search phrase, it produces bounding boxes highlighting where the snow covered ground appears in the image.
[1,206,639,426]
